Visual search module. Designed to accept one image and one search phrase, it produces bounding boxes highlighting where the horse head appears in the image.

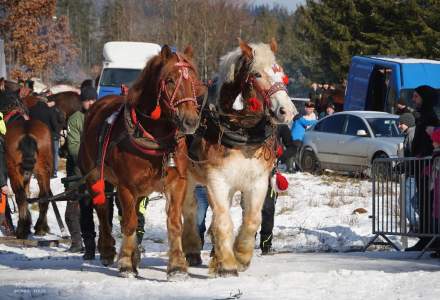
[217,39,297,126]
[128,45,206,134]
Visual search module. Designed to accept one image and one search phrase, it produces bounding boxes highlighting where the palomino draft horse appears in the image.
[4,91,81,239]
[79,45,205,278]
[182,39,297,276]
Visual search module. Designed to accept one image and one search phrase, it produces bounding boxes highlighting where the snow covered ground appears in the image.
[1,171,440,299]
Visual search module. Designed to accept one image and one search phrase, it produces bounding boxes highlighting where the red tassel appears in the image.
[276,145,283,158]
[150,104,161,120]
[91,179,106,205]
[282,75,289,85]
[247,97,262,112]
[275,172,288,191]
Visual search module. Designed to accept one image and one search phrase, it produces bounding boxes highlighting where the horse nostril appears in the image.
[279,107,286,115]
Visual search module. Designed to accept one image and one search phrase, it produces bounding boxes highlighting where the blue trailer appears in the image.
[344,56,440,116]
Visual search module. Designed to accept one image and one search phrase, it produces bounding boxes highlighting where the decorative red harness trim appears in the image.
[4,109,25,123]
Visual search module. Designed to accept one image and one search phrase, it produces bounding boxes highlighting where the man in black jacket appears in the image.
[29,101,63,177]
[406,85,440,252]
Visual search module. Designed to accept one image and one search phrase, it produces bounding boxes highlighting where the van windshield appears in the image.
[367,118,401,137]
[100,68,141,87]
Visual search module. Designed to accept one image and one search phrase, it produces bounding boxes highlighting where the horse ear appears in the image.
[183,45,193,59]
[160,45,174,61]
[270,38,278,53]
[238,38,253,59]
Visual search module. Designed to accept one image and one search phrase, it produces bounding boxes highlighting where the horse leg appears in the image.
[34,173,51,236]
[9,170,31,239]
[165,177,189,280]
[117,186,140,277]
[234,176,268,272]
[208,181,238,277]
[95,202,116,266]
[182,176,202,266]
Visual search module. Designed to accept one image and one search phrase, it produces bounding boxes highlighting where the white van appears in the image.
[97,41,161,99]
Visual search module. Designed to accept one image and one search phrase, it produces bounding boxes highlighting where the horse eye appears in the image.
[166,78,174,84]
[254,72,262,78]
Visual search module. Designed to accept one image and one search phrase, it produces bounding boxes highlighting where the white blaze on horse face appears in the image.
[263,65,297,123]
[232,93,244,111]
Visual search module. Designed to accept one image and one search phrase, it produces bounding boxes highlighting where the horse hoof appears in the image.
[101,257,115,267]
[16,227,30,240]
[186,253,202,266]
[237,262,250,272]
[119,267,138,278]
[119,270,137,278]
[167,269,189,282]
[33,229,47,236]
[217,268,238,278]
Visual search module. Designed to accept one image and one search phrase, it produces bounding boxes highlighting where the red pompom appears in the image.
[247,97,262,112]
[282,75,289,85]
[150,104,161,120]
[276,145,283,158]
[275,172,288,191]
[91,178,106,205]
[431,128,440,144]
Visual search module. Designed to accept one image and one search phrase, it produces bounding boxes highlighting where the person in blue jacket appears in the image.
[290,101,318,171]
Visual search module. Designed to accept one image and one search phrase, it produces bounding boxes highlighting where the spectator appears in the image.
[308,82,321,110]
[195,185,209,248]
[405,85,439,252]
[64,86,97,257]
[398,113,418,230]
[46,99,65,178]
[395,98,415,115]
[28,100,63,177]
[290,102,318,172]
[277,124,295,173]
[319,103,335,119]
[430,129,440,258]
[0,112,14,236]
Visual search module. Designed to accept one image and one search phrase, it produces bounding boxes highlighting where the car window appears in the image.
[366,118,401,137]
[345,115,369,136]
[315,115,346,134]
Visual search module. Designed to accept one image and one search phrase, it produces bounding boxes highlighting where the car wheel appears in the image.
[364,152,389,178]
[301,149,320,174]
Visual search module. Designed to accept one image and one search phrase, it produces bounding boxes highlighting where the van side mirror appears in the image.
[356,129,368,137]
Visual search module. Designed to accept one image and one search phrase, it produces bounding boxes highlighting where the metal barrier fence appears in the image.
[364,155,440,255]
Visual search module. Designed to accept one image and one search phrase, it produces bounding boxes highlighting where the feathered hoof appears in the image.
[34,222,50,236]
[185,253,202,267]
[101,256,115,267]
[217,268,239,278]
[167,268,189,282]
[237,262,250,272]
[119,267,138,278]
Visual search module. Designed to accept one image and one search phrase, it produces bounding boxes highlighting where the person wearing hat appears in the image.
[319,102,335,119]
[290,101,318,172]
[64,85,97,257]
[395,98,415,115]
[398,113,418,231]
[405,85,440,251]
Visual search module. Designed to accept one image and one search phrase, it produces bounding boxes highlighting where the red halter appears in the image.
[248,76,287,108]
[157,53,198,112]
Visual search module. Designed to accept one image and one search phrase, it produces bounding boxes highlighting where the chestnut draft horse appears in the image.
[4,91,81,239]
[79,45,205,279]
[182,39,297,276]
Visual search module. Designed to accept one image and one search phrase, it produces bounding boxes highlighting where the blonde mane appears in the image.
[215,42,277,102]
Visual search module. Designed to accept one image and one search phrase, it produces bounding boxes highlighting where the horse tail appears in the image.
[18,134,38,183]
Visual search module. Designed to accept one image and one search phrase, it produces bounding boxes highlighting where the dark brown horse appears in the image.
[4,91,80,239]
[79,45,205,278]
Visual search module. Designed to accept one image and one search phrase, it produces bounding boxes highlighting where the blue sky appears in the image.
[253,0,305,12]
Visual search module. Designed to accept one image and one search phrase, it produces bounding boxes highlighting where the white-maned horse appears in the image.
[182,39,297,276]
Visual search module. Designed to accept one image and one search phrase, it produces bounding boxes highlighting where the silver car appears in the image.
[299,111,404,174]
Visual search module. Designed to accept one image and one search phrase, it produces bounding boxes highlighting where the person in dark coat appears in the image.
[405,85,440,252]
